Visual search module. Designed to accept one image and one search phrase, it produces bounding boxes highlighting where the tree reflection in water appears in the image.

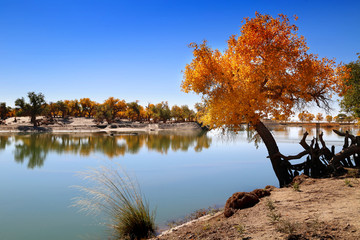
[5,131,211,168]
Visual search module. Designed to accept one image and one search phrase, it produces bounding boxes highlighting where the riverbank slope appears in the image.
[154,173,360,239]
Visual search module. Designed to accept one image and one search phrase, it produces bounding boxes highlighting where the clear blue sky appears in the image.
[1,0,359,112]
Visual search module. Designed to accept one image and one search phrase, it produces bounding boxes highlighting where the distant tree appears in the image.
[56,100,69,118]
[298,111,307,122]
[345,115,354,123]
[325,115,333,123]
[0,102,11,120]
[305,112,315,122]
[152,102,171,123]
[336,113,347,123]
[145,103,155,122]
[126,101,142,121]
[180,105,195,121]
[68,99,81,117]
[15,92,46,126]
[340,54,360,117]
[95,97,127,123]
[171,105,183,122]
[273,113,290,123]
[80,98,97,117]
[43,102,59,119]
[315,113,323,122]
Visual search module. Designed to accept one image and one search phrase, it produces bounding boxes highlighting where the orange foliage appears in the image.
[182,13,342,131]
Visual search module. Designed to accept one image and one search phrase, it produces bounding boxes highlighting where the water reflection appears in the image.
[1,132,211,169]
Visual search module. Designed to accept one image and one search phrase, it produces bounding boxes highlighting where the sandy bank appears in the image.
[0,117,204,133]
[154,173,360,240]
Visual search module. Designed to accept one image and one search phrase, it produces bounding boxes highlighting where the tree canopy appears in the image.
[182,13,343,130]
[182,12,345,187]
[340,54,360,117]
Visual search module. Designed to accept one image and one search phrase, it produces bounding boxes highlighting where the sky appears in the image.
[1,0,359,114]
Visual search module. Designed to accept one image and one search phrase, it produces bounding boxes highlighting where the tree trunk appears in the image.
[31,115,36,126]
[254,120,292,187]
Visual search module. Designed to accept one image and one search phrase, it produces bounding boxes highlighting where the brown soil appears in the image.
[154,174,360,240]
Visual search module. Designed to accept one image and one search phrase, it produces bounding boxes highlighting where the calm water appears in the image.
[0,126,357,240]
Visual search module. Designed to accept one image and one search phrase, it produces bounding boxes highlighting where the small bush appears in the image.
[293,182,300,192]
[267,210,282,224]
[73,166,156,240]
[265,199,276,211]
[235,223,246,236]
[276,219,297,235]
[344,179,353,187]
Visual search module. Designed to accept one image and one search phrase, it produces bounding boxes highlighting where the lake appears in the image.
[0,125,357,240]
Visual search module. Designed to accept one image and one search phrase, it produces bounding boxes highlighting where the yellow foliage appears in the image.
[182,12,342,131]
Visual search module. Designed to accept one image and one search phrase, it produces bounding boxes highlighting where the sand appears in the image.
[154,173,360,240]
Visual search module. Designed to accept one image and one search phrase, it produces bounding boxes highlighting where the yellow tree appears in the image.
[145,103,155,122]
[326,115,333,123]
[315,113,324,122]
[171,105,183,122]
[79,98,97,117]
[305,112,315,122]
[182,13,343,186]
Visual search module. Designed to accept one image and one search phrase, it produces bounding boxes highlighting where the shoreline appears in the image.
[0,117,205,133]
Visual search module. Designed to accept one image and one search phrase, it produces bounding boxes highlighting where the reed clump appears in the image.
[73,166,156,240]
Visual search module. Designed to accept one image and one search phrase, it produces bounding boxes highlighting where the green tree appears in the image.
[15,92,46,126]
[171,105,183,122]
[180,105,194,121]
[335,113,347,123]
[0,103,11,120]
[340,54,360,117]
[152,102,171,123]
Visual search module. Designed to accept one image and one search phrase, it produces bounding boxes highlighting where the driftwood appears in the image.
[274,128,360,181]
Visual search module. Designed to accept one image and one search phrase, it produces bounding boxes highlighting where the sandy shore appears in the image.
[153,172,360,240]
[0,117,204,133]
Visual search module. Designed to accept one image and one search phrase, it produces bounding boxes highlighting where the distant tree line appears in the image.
[270,111,357,123]
[0,92,201,126]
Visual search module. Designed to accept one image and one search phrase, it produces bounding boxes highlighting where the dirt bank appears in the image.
[0,117,204,133]
[154,174,360,240]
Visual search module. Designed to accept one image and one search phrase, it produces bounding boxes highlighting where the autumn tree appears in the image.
[95,97,127,123]
[273,113,290,123]
[67,99,81,117]
[171,105,183,122]
[315,113,323,122]
[43,102,59,119]
[298,111,307,122]
[80,98,97,117]
[56,100,69,118]
[194,102,207,124]
[325,115,333,123]
[305,112,315,122]
[182,13,342,186]
[145,103,155,122]
[126,101,142,121]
